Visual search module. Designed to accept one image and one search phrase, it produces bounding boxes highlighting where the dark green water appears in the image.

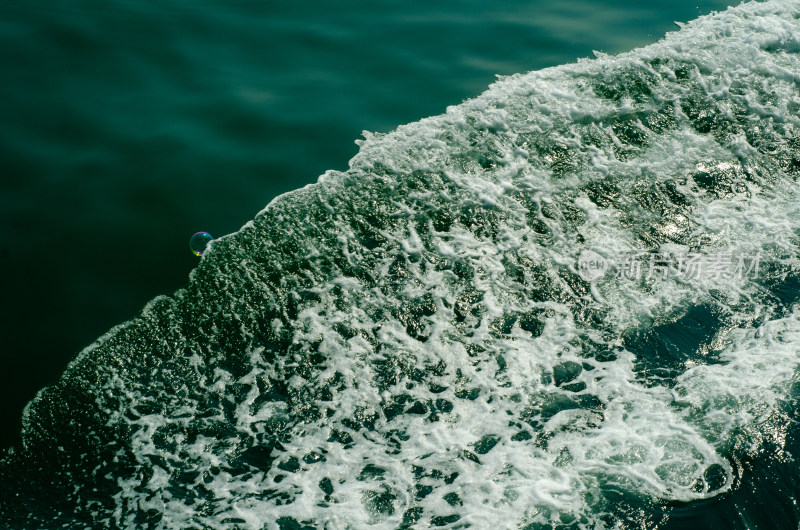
[5,1,800,529]
[0,0,733,450]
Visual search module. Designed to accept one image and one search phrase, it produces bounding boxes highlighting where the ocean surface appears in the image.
[3,0,800,528]
[0,0,736,453]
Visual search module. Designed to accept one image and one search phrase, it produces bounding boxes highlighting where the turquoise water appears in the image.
[5,0,800,528]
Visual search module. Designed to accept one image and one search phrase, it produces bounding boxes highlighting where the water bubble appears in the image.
[190,232,214,256]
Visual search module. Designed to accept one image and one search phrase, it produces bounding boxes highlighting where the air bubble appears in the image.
[190,232,214,256]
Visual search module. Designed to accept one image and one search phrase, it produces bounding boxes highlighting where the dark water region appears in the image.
[0,0,734,452]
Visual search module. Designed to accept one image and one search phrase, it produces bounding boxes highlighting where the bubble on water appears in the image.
[190,232,214,256]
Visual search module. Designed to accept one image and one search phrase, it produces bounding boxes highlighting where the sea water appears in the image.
[0,0,734,450]
[2,0,800,528]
